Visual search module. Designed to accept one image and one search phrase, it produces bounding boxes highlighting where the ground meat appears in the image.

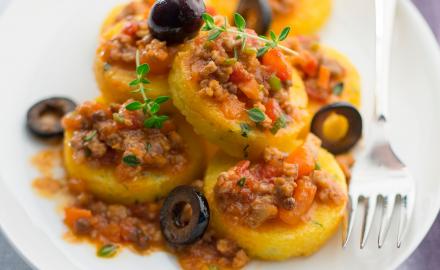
[65,192,163,250]
[100,8,176,74]
[63,101,187,180]
[312,170,347,205]
[177,230,250,270]
[214,148,297,228]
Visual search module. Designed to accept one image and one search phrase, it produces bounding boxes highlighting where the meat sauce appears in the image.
[214,135,346,228]
[189,19,301,132]
[99,0,178,74]
[284,36,347,103]
[32,150,249,270]
[62,101,187,181]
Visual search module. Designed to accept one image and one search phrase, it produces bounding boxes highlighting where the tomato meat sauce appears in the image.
[62,101,187,180]
[214,135,346,228]
[284,36,346,103]
[99,0,178,74]
[190,19,301,132]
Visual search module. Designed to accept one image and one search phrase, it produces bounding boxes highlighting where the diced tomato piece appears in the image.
[205,5,217,16]
[300,50,319,77]
[230,65,252,83]
[279,178,317,225]
[286,144,316,177]
[264,98,282,121]
[64,207,92,228]
[220,96,246,119]
[235,160,251,174]
[262,48,292,81]
[122,22,139,36]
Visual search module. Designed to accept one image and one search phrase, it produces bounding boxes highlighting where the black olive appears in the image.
[311,102,362,155]
[148,0,205,44]
[236,0,272,35]
[26,97,76,138]
[160,185,209,245]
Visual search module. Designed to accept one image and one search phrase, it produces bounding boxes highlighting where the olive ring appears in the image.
[311,102,362,154]
[160,185,210,245]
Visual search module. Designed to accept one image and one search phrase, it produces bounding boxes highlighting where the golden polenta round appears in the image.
[169,43,309,159]
[203,148,347,260]
[64,115,205,204]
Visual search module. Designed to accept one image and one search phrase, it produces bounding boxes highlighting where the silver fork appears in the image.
[342,0,415,249]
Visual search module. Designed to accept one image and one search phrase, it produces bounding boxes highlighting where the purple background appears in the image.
[0,0,439,269]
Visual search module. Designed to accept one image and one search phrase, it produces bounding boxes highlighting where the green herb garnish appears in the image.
[315,162,321,170]
[270,115,287,134]
[237,177,246,187]
[247,108,266,123]
[83,130,97,142]
[97,244,118,258]
[103,62,112,72]
[240,122,251,137]
[113,113,125,124]
[122,155,141,167]
[201,13,297,58]
[208,265,219,270]
[333,82,344,96]
[269,74,282,91]
[125,50,170,129]
[243,144,250,158]
[146,143,152,152]
[311,220,324,229]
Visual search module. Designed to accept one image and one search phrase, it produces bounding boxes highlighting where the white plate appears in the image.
[0,0,439,269]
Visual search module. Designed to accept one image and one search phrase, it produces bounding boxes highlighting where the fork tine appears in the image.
[377,195,397,248]
[342,194,359,248]
[360,196,378,248]
[397,194,411,248]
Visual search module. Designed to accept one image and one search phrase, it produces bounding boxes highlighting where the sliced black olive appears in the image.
[148,0,205,44]
[311,102,362,155]
[236,0,272,35]
[160,185,210,245]
[26,97,76,138]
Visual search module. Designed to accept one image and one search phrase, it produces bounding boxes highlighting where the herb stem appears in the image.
[135,50,148,103]
[226,28,298,56]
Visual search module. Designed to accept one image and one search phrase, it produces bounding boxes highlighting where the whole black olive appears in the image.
[236,0,272,35]
[148,0,205,44]
[160,185,210,245]
[26,97,76,138]
[311,102,363,155]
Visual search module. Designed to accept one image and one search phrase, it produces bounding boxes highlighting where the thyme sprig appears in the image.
[125,50,170,129]
[201,13,297,57]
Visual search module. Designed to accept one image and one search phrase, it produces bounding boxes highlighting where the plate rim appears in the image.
[0,0,439,269]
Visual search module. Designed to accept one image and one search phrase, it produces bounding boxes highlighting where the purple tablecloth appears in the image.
[0,1,439,269]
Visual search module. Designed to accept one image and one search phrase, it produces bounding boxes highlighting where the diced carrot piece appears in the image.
[262,49,292,81]
[64,207,92,228]
[317,65,331,89]
[279,178,317,226]
[264,98,282,121]
[286,145,316,177]
[238,79,260,100]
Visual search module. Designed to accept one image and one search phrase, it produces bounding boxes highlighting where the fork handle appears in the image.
[375,0,398,122]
